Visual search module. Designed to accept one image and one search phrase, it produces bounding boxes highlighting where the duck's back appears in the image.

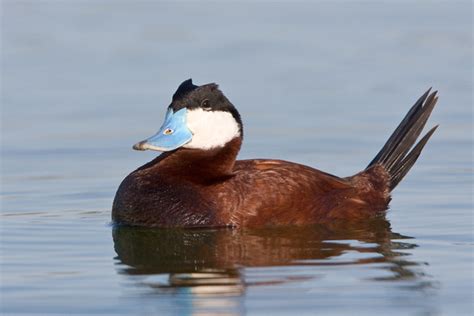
[213,159,390,227]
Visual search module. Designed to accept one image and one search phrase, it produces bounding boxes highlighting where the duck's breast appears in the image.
[112,168,223,227]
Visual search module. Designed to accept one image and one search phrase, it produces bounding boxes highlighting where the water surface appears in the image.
[1,1,473,315]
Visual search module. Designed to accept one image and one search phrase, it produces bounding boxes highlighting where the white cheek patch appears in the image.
[184,109,241,150]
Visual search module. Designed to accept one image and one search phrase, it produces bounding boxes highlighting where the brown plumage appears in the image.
[112,80,438,228]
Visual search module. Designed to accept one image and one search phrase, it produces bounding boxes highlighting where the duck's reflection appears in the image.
[113,217,425,300]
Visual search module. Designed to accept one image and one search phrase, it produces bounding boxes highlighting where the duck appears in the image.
[112,79,438,228]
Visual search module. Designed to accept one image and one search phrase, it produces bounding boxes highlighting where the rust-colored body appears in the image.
[113,138,390,227]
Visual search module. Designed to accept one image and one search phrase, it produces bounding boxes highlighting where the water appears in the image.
[1,1,473,315]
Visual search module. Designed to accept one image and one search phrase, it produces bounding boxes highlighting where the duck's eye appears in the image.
[201,99,211,109]
[163,128,174,135]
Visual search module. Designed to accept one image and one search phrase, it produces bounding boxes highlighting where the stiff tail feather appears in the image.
[367,89,439,191]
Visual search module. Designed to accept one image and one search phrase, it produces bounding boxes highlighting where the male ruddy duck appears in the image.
[112,79,438,228]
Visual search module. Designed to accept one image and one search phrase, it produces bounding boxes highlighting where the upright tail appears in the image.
[367,89,439,191]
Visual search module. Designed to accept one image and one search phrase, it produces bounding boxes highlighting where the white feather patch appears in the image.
[184,109,240,150]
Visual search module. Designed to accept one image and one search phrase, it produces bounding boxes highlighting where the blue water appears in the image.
[1,1,473,315]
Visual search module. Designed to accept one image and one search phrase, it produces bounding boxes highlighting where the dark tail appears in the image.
[367,89,439,191]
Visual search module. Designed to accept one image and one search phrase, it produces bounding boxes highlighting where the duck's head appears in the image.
[133,79,243,152]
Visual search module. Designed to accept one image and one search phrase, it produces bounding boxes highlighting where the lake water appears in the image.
[1,1,473,315]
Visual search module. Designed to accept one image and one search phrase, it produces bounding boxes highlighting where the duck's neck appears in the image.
[152,137,242,183]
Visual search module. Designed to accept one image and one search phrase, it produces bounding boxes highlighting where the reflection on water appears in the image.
[2,1,471,314]
[113,217,428,311]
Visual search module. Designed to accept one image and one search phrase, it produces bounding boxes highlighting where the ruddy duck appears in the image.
[112,79,438,228]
